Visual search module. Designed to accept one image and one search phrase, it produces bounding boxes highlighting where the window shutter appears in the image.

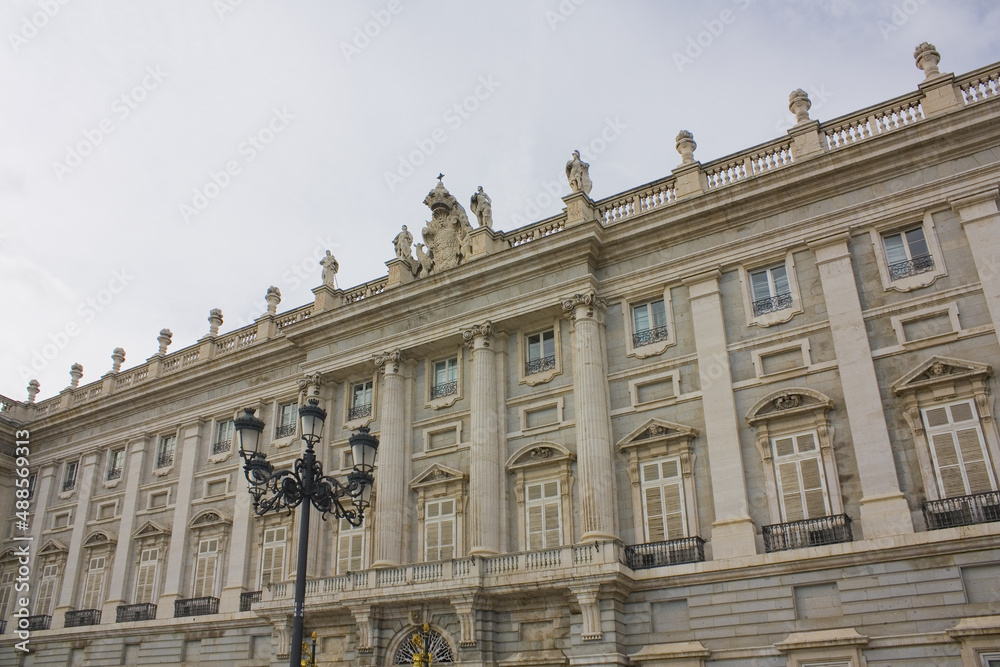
[338,520,365,573]
[261,527,286,586]
[800,458,827,518]
[193,539,218,598]
[82,556,106,609]
[135,548,158,604]
[527,505,544,550]
[778,461,805,521]
[957,428,991,493]
[644,486,665,542]
[0,571,15,618]
[924,400,995,497]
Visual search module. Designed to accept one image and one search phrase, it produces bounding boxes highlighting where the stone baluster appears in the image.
[372,350,408,568]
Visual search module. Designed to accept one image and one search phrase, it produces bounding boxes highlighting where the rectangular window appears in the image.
[260,526,286,587]
[107,448,125,480]
[27,473,36,500]
[35,564,59,615]
[631,299,668,346]
[213,420,234,454]
[883,226,933,279]
[525,330,556,375]
[134,548,159,604]
[276,403,297,438]
[525,480,562,550]
[641,458,687,542]
[337,519,365,574]
[0,571,14,619]
[349,382,373,420]
[922,400,995,497]
[192,538,219,598]
[63,461,78,491]
[157,435,176,468]
[773,432,830,522]
[431,358,459,399]
[750,265,792,316]
[82,555,106,610]
[424,499,456,562]
[981,654,1000,667]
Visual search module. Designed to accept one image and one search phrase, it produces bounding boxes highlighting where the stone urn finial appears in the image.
[111,347,126,372]
[208,309,223,336]
[70,362,84,388]
[788,89,812,123]
[26,379,40,404]
[675,130,697,164]
[157,328,173,355]
[914,42,941,79]
[265,286,282,314]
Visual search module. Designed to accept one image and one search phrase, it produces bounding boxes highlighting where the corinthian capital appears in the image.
[461,320,495,349]
[374,349,403,375]
[562,291,606,321]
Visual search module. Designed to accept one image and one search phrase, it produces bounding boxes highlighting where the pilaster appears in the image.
[53,452,99,627]
[951,188,1000,344]
[220,479,252,612]
[372,350,408,568]
[104,438,148,618]
[158,421,202,616]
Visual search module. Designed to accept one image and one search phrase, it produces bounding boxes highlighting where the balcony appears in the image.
[624,537,705,570]
[26,615,50,631]
[174,596,219,618]
[763,514,853,552]
[430,381,458,399]
[65,609,101,627]
[348,403,372,421]
[156,451,174,468]
[211,438,231,455]
[752,292,794,317]
[61,479,76,492]
[923,491,1000,530]
[116,603,157,622]
[525,355,556,376]
[240,590,262,612]
[274,423,296,439]
[888,254,934,280]
[632,325,670,348]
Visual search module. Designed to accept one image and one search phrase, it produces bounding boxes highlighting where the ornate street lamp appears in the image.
[234,398,378,667]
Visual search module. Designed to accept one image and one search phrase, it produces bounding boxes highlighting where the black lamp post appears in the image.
[234,398,378,667]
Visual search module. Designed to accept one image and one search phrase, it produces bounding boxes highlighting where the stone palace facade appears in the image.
[2,44,1000,666]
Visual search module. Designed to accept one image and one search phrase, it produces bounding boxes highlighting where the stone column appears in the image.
[462,321,505,555]
[158,421,202,616]
[220,480,252,612]
[53,452,99,627]
[563,292,618,542]
[951,189,1000,340]
[104,437,149,619]
[683,270,756,558]
[372,350,407,568]
[808,234,913,538]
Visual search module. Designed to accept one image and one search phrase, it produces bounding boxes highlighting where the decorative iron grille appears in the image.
[763,514,853,552]
[624,536,705,570]
[0,619,5,634]
[211,439,231,455]
[632,324,670,348]
[923,491,1000,529]
[430,381,458,399]
[156,451,174,468]
[524,354,556,376]
[106,466,123,481]
[26,615,51,631]
[348,403,372,421]
[173,596,219,618]
[274,423,296,439]
[888,254,934,280]
[240,590,262,612]
[65,609,101,627]
[393,628,454,664]
[116,603,157,622]
[752,292,794,317]
[61,478,76,492]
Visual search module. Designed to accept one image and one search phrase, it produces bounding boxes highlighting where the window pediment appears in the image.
[506,443,574,471]
[132,520,170,541]
[410,463,466,489]
[617,419,698,452]
[892,356,991,395]
[39,539,68,557]
[746,388,834,425]
[83,530,116,549]
[189,509,231,530]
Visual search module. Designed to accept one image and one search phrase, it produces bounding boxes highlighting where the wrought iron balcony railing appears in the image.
[430,381,458,399]
[26,615,50,631]
[65,609,101,627]
[752,292,794,317]
[62,479,76,492]
[240,590,262,612]
[525,354,556,376]
[623,536,705,570]
[174,596,219,618]
[274,423,296,438]
[116,603,157,622]
[0,619,6,634]
[348,403,372,421]
[923,490,1000,530]
[211,439,231,455]
[763,514,853,552]
[888,254,934,280]
[106,466,123,481]
[156,451,174,468]
[632,325,670,348]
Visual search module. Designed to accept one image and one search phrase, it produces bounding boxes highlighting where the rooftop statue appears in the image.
[320,250,339,288]
[417,177,474,276]
[470,186,493,228]
[565,150,593,196]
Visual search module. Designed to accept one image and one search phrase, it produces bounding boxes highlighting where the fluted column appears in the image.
[563,292,617,542]
[372,350,407,567]
[463,321,504,555]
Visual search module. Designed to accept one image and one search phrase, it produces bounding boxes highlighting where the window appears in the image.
[157,435,176,468]
[81,556,106,610]
[981,653,1000,667]
[275,403,297,438]
[749,264,792,316]
[213,420,234,454]
[349,382,373,420]
[641,458,687,542]
[773,431,830,522]
[922,399,996,498]
[62,461,78,492]
[337,519,365,574]
[525,329,556,375]
[882,225,933,280]
[35,563,59,615]
[0,570,14,620]
[431,358,458,399]
[27,473,36,500]
[107,448,125,481]
[525,480,562,550]
[134,548,159,604]
[424,499,456,562]
[192,538,219,598]
[631,299,668,347]
[260,526,286,587]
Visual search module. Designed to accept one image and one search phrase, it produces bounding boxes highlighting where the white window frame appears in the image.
[525,479,563,550]
[35,563,60,616]
[211,419,235,460]
[155,434,177,470]
[81,555,107,610]
[422,498,457,562]
[868,211,946,292]
[425,350,463,409]
[738,251,802,327]
[345,378,377,428]
[61,460,79,493]
[192,537,220,598]
[517,320,562,386]
[134,547,160,605]
[260,525,287,587]
[922,399,996,498]
[106,448,125,482]
[640,457,688,542]
[506,443,575,550]
[624,289,676,358]
[772,431,832,522]
[0,569,14,619]
[336,519,367,574]
[275,401,298,441]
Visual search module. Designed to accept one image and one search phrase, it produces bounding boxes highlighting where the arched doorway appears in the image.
[391,626,455,664]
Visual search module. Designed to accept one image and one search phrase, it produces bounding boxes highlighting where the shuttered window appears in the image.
[526,480,562,550]
[922,399,995,497]
[0,571,14,618]
[192,538,219,598]
[81,555,106,609]
[424,499,456,562]
[134,548,159,604]
[260,526,286,587]
[772,431,830,522]
[640,457,687,542]
[35,564,59,615]
[337,519,365,574]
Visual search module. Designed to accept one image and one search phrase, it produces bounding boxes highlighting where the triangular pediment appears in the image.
[0,549,17,561]
[132,520,170,540]
[506,442,574,470]
[892,355,991,394]
[410,464,465,489]
[617,419,698,451]
[746,388,834,424]
[39,539,68,556]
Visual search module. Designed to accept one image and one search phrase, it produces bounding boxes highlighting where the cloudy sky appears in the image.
[2,0,998,402]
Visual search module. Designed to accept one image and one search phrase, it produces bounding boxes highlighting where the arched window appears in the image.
[393,627,455,664]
